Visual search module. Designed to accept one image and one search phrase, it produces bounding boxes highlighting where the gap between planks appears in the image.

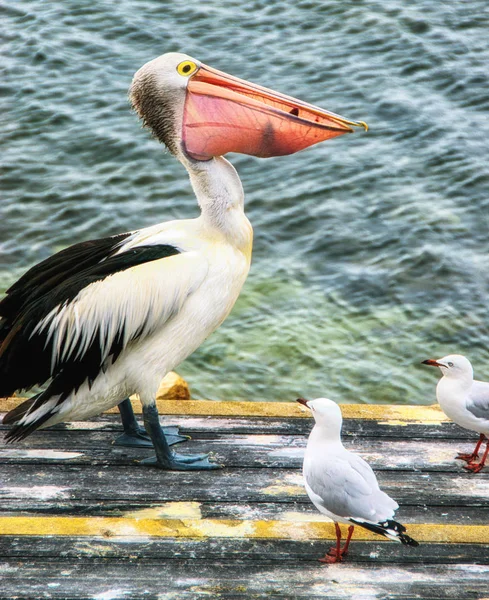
[0,397,448,422]
[0,516,487,544]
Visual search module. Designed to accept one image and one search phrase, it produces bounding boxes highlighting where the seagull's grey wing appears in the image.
[305,453,397,522]
[467,380,489,421]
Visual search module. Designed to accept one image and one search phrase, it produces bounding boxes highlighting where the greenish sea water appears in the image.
[2,1,489,403]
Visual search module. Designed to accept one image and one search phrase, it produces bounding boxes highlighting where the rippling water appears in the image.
[2,1,489,404]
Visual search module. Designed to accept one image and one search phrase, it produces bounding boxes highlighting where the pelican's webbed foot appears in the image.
[141,402,222,471]
[141,453,221,471]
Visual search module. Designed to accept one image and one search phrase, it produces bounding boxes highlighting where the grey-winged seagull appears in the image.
[296,397,418,563]
[422,354,489,473]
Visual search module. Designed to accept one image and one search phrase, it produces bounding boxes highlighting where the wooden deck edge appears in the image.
[0,397,448,422]
[0,516,485,544]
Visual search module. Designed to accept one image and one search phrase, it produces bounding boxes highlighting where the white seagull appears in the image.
[0,52,366,470]
[422,354,489,473]
[296,397,418,563]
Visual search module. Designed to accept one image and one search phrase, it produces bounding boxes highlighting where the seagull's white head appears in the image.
[422,354,474,381]
[296,397,343,438]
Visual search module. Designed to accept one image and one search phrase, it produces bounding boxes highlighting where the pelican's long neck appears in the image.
[185,156,252,253]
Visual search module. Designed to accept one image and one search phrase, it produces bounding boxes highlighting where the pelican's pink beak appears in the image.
[183,64,367,161]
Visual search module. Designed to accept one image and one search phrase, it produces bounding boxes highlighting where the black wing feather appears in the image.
[0,233,132,340]
[0,241,181,398]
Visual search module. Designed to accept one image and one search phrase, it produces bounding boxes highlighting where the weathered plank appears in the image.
[0,500,485,525]
[1,412,473,440]
[0,433,483,473]
[1,400,487,600]
[0,561,487,599]
[1,465,488,507]
[0,536,487,564]
[0,516,487,546]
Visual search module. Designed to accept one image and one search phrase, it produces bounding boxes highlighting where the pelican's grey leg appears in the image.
[140,403,221,470]
[113,398,189,447]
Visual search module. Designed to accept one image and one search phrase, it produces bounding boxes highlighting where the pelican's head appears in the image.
[422,354,474,381]
[297,397,343,438]
[130,52,367,163]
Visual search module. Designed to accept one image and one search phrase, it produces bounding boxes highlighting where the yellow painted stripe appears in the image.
[0,397,448,422]
[0,516,485,543]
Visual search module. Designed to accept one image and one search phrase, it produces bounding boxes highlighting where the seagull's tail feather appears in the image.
[350,518,419,547]
[3,391,59,443]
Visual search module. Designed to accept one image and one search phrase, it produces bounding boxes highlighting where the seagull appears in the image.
[0,52,366,470]
[296,397,418,563]
[422,354,489,473]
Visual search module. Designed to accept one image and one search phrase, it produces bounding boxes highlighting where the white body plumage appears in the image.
[2,51,364,467]
[433,356,489,437]
[17,157,252,430]
[303,421,399,529]
[299,398,417,548]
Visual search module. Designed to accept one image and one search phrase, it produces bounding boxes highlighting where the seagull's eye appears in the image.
[177,60,198,77]
[447,362,454,367]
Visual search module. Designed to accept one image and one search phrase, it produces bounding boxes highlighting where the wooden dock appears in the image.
[1,398,488,599]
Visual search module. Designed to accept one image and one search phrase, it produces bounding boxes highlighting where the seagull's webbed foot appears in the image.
[319,550,343,564]
[456,434,486,464]
[461,436,488,473]
[464,461,485,473]
[114,398,189,448]
[456,451,479,463]
[141,402,222,471]
[318,523,351,564]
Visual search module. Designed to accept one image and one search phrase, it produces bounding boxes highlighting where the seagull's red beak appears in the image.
[422,359,443,367]
[296,397,310,407]
[183,64,367,160]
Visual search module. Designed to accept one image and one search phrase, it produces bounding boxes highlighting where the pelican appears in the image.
[1,52,366,470]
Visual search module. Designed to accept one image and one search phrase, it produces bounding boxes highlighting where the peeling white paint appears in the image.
[65,421,110,430]
[93,589,130,600]
[451,477,489,496]
[0,563,19,573]
[261,472,305,496]
[2,486,70,500]
[225,434,285,446]
[0,449,83,460]
[453,565,489,573]
[280,511,331,523]
[269,447,304,459]
[125,502,202,520]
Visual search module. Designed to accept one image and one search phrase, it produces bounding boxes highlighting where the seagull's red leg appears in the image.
[340,525,355,557]
[319,522,343,563]
[464,437,489,473]
[457,434,485,462]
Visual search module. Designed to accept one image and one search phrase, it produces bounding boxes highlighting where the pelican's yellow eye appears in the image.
[177,60,198,77]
